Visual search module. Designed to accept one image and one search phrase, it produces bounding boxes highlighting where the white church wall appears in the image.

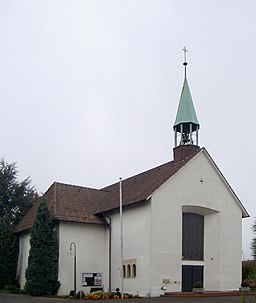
[150,172,184,296]
[110,202,152,297]
[58,221,108,296]
[149,150,243,295]
[204,213,221,290]
[184,151,243,291]
[17,231,31,289]
[218,205,242,290]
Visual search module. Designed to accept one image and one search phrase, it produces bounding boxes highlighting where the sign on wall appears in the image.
[82,273,103,287]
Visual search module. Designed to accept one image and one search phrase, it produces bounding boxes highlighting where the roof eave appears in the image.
[200,148,250,218]
[97,199,148,215]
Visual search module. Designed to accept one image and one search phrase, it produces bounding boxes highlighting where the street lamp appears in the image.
[68,242,77,297]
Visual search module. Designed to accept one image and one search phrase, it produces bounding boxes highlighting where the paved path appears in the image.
[0,294,251,303]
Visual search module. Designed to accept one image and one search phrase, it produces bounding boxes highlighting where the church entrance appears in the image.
[182,213,204,292]
[182,265,203,292]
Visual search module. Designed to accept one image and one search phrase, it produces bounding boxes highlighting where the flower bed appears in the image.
[83,290,136,300]
[241,279,256,291]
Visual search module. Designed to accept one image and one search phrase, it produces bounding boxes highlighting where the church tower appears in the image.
[173,47,200,161]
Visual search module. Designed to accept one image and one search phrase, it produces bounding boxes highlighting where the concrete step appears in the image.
[161,291,256,297]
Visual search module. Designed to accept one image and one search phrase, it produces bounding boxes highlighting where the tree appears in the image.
[0,159,35,226]
[0,159,35,289]
[25,200,60,296]
[251,218,256,260]
[0,221,18,289]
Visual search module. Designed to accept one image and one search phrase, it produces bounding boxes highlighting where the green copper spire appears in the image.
[173,77,200,128]
[173,47,200,147]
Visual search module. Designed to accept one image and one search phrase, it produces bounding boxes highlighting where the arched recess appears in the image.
[182,205,219,216]
[182,205,219,261]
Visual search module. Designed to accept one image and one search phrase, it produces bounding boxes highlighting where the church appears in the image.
[15,55,249,297]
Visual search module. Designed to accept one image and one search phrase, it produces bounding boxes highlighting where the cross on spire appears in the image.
[182,46,188,77]
[182,46,188,63]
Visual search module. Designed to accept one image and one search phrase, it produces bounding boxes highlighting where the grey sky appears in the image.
[0,0,255,259]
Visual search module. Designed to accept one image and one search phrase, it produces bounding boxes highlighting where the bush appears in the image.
[247,280,256,291]
[69,290,74,297]
[241,280,250,287]
[242,260,256,281]
[105,291,115,299]
[114,288,122,298]
[25,201,60,296]
[124,293,133,299]
[83,291,134,300]
[193,281,203,288]
[3,284,20,294]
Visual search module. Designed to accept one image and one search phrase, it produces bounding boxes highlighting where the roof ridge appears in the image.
[53,182,58,218]
[101,160,174,191]
[96,151,201,214]
[101,155,197,191]
[53,181,105,192]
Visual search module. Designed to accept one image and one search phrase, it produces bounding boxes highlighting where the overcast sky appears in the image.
[1,0,255,259]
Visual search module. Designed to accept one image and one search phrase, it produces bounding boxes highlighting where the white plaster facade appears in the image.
[110,202,152,297]
[16,149,247,297]
[17,231,30,289]
[104,149,245,296]
[17,222,109,296]
[58,222,109,295]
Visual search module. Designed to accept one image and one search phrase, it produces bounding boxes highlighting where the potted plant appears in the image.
[192,281,204,293]
[240,280,251,292]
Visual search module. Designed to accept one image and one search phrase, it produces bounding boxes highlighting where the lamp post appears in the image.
[69,242,77,297]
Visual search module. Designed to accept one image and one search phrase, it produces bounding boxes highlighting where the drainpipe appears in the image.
[103,214,112,292]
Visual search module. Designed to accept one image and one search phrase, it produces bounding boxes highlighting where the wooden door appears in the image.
[182,265,203,292]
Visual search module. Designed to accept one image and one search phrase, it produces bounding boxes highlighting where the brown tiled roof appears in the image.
[97,153,197,213]
[14,183,108,233]
[14,197,42,234]
[14,149,200,233]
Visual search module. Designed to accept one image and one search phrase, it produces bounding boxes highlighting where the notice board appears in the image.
[82,273,103,287]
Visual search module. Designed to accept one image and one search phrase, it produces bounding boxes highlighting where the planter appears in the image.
[239,287,250,292]
[192,288,204,293]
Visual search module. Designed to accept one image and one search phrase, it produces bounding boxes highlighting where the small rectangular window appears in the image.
[127,264,131,278]
[132,264,136,278]
[123,259,137,279]
[122,265,126,278]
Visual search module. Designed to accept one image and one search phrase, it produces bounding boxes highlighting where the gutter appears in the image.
[102,214,112,292]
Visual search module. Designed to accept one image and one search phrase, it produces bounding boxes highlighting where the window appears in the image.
[182,213,204,260]
[122,259,137,279]
[127,264,131,278]
[132,264,136,278]
[123,265,126,278]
